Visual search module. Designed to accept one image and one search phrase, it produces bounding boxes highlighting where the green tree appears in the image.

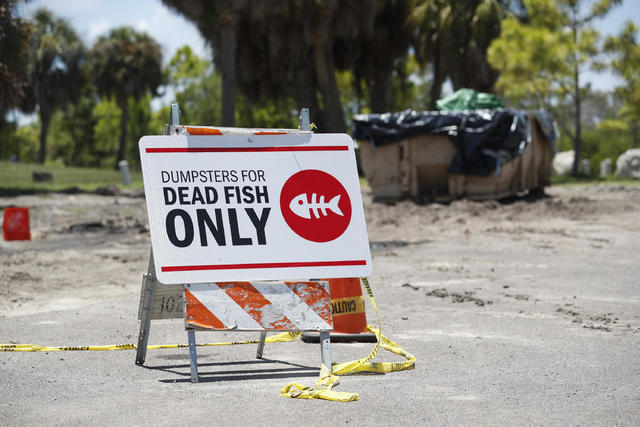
[42,84,99,166]
[163,1,408,132]
[0,0,32,158]
[338,0,413,114]
[235,94,298,129]
[2,121,39,162]
[605,22,640,147]
[88,27,163,168]
[165,45,222,125]
[149,105,171,134]
[22,8,85,164]
[125,95,152,169]
[410,0,523,109]
[162,0,244,127]
[336,55,431,123]
[488,0,621,176]
[63,86,98,166]
[92,98,120,168]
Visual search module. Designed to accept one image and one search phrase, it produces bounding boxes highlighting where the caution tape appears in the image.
[280,277,416,402]
[0,331,301,353]
[1,278,415,403]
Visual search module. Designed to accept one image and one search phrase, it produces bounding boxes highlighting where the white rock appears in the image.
[616,149,640,179]
[600,158,612,177]
[552,150,574,176]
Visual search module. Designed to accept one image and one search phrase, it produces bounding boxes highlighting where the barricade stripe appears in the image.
[187,283,262,329]
[285,281,332,325]
[184,126,223,135]
[218,282,296,330]
[184,288,225,329]
[252,282,331,330]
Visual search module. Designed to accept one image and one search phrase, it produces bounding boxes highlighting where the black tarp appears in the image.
[352,109,555,176]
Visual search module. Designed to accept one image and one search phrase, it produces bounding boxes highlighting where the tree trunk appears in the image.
[0,118,4,160]
[116,97,129,169]
[38,109,51,164]
[452,8,474,91]
[571,79,582,176]
[570,20,582,177]
[220,27,237,127]
[312,21,345,133]
[368,67,390,114]
[71,134,81,166]
[429,42,444,111]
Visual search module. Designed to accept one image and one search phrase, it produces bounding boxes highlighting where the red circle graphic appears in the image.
[280,170,352,243]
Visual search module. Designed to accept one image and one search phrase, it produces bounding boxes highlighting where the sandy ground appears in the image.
[1,183,639,425]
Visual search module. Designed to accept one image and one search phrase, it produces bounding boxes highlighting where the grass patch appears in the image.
[0,161,143,195]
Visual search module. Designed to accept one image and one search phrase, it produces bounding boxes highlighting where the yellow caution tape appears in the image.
[280,373,359,402]
[280,277,416,402]
[0,331,301,353]
[330,295,366,317]
[0,344,136,352]
[1,278,415,403]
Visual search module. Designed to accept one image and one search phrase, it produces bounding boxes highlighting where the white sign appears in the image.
[138,133,372,284]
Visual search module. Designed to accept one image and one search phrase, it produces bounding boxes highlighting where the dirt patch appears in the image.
[555,306,632,333]
[364,183,640,245]
[425,288,493,306]
[502,293,532,302]
[66,217,148,234]
[1,183,639,322]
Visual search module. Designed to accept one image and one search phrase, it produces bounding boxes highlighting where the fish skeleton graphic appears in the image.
[289,193,344,219]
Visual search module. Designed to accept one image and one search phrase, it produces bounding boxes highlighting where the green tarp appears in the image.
[436,88,504,111]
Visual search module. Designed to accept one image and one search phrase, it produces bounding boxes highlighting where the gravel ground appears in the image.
[1,183,639,425]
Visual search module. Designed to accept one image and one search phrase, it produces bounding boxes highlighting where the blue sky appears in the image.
[19,0,640,96]
[22,0,209,60]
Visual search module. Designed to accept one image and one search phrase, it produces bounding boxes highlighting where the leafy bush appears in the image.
[556,125,633,175]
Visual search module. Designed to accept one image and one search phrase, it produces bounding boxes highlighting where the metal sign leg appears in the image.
[256,331,267,359]
[135,252,156,365]
[188,330,199,383]
[320,331,332,376]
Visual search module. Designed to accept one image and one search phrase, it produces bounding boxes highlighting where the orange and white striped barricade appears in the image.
[184,280,332,381]
[185,282,332,332]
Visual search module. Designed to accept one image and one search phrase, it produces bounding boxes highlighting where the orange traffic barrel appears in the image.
[3,207,31,241]
[301,278,376,343]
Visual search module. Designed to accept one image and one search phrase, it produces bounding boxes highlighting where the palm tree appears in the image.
[337,0,413,114]
[410,0,524,109]
[162,0,245,127]
[163,0,385,132]
[0,0,31,116]
[0,0,32,158]
[88,27,163,168]
[22,8,84,164]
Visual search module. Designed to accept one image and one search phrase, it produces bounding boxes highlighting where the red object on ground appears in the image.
[3,207,31,241]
